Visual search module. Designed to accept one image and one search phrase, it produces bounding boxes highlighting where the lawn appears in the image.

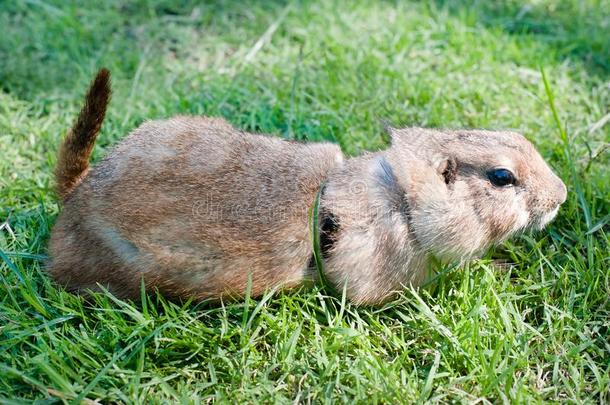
[0,0,609,402]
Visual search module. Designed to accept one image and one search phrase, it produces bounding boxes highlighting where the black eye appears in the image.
[487,168,516,187]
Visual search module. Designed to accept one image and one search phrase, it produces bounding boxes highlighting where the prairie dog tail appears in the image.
[55,68,111,200]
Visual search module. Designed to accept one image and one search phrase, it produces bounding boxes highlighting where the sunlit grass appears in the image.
[0,0,608,402]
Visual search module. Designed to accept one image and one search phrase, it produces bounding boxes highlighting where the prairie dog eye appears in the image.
[487,168,516,187]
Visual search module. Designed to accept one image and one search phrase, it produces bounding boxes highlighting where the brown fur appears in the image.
[48,69,567,305]
[55,68,111,200]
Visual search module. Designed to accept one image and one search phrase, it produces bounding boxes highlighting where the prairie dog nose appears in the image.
[555,178,567,206]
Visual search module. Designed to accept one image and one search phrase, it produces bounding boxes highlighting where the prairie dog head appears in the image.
[385,127,567,261]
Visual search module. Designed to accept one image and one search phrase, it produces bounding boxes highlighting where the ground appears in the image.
[0,0,608,403]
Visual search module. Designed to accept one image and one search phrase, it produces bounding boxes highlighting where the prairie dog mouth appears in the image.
[535,206,560,230]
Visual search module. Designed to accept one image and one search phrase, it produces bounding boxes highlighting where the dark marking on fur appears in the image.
[376,157,412,222]
[320,209,340,259]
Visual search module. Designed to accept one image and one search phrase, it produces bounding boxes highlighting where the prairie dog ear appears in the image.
[436,156,457,185]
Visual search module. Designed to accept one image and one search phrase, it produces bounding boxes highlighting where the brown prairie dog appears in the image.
[47,69,567,305]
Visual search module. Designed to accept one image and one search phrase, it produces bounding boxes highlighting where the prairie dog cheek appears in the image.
[512,193,530,233]
[452,180,471,199]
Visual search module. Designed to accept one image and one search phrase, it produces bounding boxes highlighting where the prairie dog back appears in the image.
[49,70,343,299]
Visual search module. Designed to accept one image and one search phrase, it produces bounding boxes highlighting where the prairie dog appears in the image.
[47,69,567,305]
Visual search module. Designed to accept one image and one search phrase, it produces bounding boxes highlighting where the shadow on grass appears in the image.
[0,0,290,97]
[433,0,610,76]
[0,0,607,101]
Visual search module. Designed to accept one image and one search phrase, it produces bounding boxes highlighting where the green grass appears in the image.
[1,0,608,402]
